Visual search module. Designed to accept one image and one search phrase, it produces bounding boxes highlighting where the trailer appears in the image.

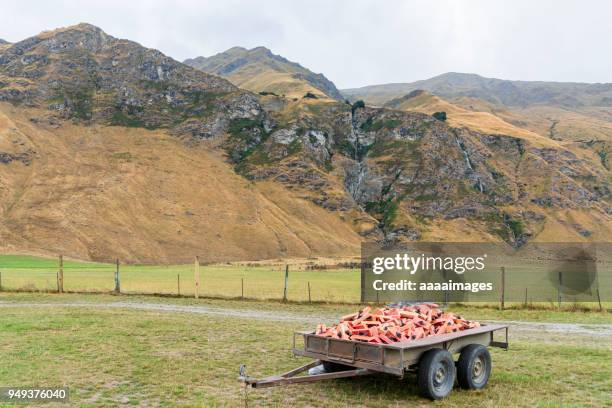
[239,323,508,400]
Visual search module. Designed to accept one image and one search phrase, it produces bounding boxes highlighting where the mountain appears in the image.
[240,95,610,247]
[184,46,342,100]
[0,24,609,263]
[342,72,612,108]
[0,39,9,52]
[382,90,611,174]
[0,24,360,262]
[0,23,258,135]
[383,90,546,140]
[344,73,612,145]
[453,96,612,144]
[0,104,364,263]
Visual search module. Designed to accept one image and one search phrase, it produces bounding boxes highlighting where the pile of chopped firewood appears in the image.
[315,304,480,344]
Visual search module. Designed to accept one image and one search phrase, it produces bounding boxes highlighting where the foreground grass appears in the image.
[0,295,610,407]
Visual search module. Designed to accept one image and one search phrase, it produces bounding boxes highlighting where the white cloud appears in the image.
[1,0,610,88]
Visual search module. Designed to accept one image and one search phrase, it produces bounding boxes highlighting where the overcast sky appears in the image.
[1,0,610,89]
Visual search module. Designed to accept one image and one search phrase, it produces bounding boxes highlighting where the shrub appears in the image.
[383,119,402,129]
[351,100,365,113]
[360,117,383,132]
[432,111,447,121]
[507,219,524,237]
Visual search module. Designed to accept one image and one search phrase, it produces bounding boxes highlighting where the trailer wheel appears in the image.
[457,344,491,390]
[417,349,456,400]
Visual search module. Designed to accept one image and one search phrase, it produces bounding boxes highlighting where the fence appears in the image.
[0,255,360,303]
[0,254,607,309]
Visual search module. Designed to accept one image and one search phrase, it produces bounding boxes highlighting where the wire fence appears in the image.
[0,255,607,310]
[0,255,361,303]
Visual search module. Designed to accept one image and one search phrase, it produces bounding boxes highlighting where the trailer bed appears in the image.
[293,323,508,376]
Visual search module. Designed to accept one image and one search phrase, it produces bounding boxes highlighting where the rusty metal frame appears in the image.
[239,360,372,388]
[490,326,509,350]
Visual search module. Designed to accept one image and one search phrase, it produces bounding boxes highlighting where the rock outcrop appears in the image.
[0,23,259,136]
[227,95,610,246]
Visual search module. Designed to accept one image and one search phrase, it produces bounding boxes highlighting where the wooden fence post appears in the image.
[360,262,365,303]
[524,287,528,307]
[58,254,64,293]
[499,267,505,311]
[194,256,200,299]
[557,271,562,309]
[241,278,244,299]
[283,265,289,302]
[114,259,121,294]
[177,274,181,296]
[596,288,602,312]
[308,281,311,303]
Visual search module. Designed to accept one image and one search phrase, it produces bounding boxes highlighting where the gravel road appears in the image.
[1,299,610,347]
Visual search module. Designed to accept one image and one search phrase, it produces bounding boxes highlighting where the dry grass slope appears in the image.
[226,70,330,100]
[184,46,341,100]
[384,90,559,146]
[0,103,361,263]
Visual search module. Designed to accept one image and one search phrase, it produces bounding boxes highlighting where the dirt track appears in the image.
[1,300,611,347]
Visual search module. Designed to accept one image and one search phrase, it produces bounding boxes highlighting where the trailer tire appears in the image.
[457,344,491,390]
[417,349,456,400]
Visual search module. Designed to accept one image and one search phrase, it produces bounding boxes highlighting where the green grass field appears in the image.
[0,255,360,302]
[1,254,609,311]
[0,293,610,407]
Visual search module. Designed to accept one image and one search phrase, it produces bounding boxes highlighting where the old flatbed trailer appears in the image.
[239,323,508,400]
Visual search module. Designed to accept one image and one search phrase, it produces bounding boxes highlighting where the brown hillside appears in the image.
[0,104,361,263]
[383,90,556,146]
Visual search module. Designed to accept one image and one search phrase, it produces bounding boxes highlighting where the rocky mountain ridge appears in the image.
[184,46,342,100]
[345,73,612,163]
[0,23,267,139]
[239,95,609,246]
[342,72,612,108]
